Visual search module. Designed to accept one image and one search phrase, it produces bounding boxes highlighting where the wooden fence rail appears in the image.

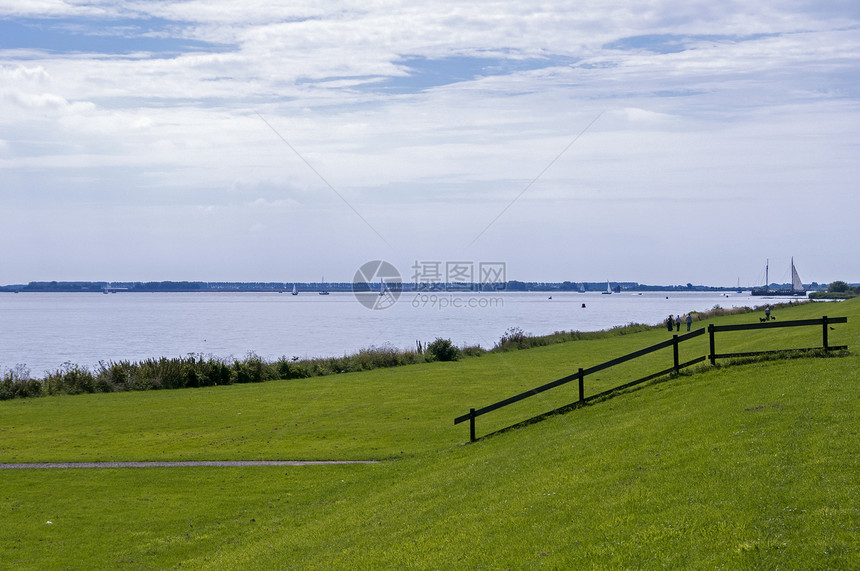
[708,316,848,364]
[456,315,848,442]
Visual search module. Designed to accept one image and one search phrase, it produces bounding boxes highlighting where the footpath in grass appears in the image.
[0,299,857,568]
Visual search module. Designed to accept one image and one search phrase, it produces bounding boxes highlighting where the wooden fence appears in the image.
[455,315,848,442]
[708,316,848,364]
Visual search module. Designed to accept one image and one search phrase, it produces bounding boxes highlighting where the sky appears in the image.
[1,1,858,286]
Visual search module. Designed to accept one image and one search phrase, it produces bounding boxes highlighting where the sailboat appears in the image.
[291,284,298,296]
[319,277,330,295]
[751,258,805,296]
[579,283,586,293]
[601,281,612,294]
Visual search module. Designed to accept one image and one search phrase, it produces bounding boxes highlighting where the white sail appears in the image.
[791,258,804,292]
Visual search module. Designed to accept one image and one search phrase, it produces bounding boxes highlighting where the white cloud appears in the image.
[0,0,118,18]
[2,64,50,82]
[614,107,675,123]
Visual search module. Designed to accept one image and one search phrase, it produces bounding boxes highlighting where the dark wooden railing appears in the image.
[456,316,848,442]
[708,316,848,364]
[455,329,706,442]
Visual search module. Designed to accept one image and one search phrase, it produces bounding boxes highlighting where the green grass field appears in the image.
[1,299,858,569]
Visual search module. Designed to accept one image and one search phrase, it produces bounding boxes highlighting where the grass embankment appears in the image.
[0,299,857,568]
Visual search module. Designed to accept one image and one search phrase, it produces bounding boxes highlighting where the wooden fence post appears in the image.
[672,334,679,372]
[469,408,476,442]
[708,324,716,365]
[578,367,584,403]
[822,316,829,351]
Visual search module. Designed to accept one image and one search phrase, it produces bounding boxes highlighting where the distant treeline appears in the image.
[2,281,208,293]
[808,280,860,300]
[0,280,835,293]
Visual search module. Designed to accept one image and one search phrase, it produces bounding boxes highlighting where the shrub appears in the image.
[427,338,461,362]
[233,355,267,384]
[203,359,232,386]
[462,345,486,357]
[496,327,529,351]
[274,358,312,380]
[0,368,43,400]
[182,363,201,388]
[44,364,96,395]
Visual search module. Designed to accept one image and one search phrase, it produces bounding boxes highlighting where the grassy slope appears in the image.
[0,299,857,569]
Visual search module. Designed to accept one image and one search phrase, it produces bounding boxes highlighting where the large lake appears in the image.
[1,291,787,375]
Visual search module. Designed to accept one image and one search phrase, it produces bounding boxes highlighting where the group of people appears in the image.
[667,313,693,332]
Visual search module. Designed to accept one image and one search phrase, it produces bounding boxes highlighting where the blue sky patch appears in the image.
[0,17,227,55]
[604,33,774,54]
[378,54,579,93]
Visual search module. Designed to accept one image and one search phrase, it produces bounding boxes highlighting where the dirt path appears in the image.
[0,460,378,469]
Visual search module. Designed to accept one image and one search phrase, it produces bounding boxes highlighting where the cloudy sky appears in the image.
[1,1,858,286]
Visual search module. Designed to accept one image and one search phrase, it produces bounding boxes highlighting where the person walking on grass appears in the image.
[765,306,771,321]
[667,315,674,332]
[676,315,681,332]
[686,313,692,331]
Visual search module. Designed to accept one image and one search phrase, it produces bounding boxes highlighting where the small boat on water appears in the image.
[751,258,805,296]
[601,281,612,294]
[292,284,298,295]
[319,276,330,295]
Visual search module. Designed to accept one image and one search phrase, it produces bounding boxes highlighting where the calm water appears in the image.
[0,291,782,375]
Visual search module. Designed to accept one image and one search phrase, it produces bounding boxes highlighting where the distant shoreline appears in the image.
[0,280,831,294]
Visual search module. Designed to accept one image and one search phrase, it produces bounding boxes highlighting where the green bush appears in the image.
[427,338,461,362]
[233,355,267,384]
[274,358,312,380]
[44,364,96,395]
[495,327,529,351]
[462,345,486,357]
[203,359,232,386]
[0,370,43,400]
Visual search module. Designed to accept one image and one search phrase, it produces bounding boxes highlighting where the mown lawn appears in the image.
[0,298,857,569]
